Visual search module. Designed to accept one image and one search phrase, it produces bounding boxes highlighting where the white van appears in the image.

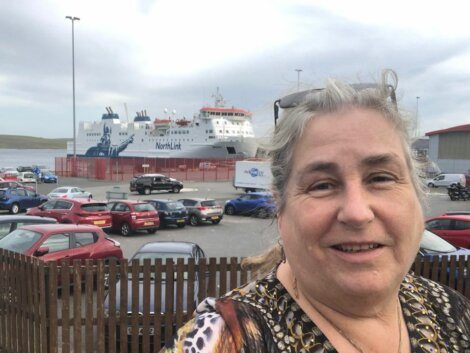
[426,174,466,188]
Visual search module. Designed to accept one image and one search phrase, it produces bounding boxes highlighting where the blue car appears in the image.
[41,172,58,183]
[146,199,188,228]
[0,187,48,214]
[224,192,277,218]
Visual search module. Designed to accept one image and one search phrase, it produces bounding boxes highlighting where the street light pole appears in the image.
[66,16,80,161]
[416,96,420,137]
[295,69,302,91]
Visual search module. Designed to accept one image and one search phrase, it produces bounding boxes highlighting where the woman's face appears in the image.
[278,107,424,300]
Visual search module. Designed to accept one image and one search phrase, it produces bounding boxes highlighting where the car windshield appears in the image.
[166,202,184,210]
[51,188,68,194]
[0,229,42,254]
[420,230,457,253]
[201,200,217,207]
[134,203,155,212]
[81,203,108,212]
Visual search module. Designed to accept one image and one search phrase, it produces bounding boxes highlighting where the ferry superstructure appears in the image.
[67,91,258,159]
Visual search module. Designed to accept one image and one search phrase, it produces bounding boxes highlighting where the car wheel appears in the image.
[137,190,144,195]
[10,203,20,214]
[189,215,199,226]
[177,223,185,228]
[120,222,131,236]
[144,187,151,195]
[172,186,180,193]
[427,183,435,188]
[146,228,156,234]
[212,219,221,224]
[225,205,235,215]
[257,208,268,218]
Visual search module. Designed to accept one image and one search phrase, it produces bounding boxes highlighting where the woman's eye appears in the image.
[309,182,335,192]
[370,174,395,184]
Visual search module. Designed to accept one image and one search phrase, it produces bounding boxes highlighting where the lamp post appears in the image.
[295,69,302,91]
[416,96,420,137]
[65,16,80,163]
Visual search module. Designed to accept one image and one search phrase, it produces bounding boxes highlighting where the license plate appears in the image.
[94,220,106,225]
[144,221,154,226]
[127,326,155,336]
[177,219,185,223]
[211,216,219,220]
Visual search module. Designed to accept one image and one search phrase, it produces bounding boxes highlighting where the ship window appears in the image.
[227,147,236,154]
[216,121,219,124]
[219,130,222,133]
[209,130,213,133]
[216,112,220,116]
[228,113,233,116]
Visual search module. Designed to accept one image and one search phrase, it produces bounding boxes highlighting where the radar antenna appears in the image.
[212,87,226,107]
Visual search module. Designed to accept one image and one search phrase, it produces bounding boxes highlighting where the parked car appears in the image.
[425,212,470,248]
[418,229,470,258]
[0,187,47,214]
[104,241,205,350]
[27,199,112,229]
[0,181,35,191]
[17,171,37,183]
[177,198,223,226]
[224,192,276,217]
[107,200,160,235]
[0,215,57,240]
[146,199,187,228]
[134,174,183,195]
[47,186,92,200]
[40,171,58,183]
[0,170,19,181]
[16,166,33,173]
[426,173,466,188]
[0,224,123,262]
[129,173,160,192]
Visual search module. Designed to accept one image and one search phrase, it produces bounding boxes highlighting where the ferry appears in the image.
[67,90,258,159]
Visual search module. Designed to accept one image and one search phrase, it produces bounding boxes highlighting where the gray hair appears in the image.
[242,69,426,275]
[271,69,426,211]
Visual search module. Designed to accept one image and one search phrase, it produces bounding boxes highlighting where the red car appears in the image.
[27,198,112,229]
[425,212,470,248]
[107,200,159,236]
[0,181,35,192]
[0,224,123,262]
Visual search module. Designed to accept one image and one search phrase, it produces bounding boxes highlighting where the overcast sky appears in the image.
[1,0,469,139]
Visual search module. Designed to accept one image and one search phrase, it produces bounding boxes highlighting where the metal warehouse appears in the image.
[425,124,470,173]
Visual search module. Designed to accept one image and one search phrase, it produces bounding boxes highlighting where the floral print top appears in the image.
[160,271,470,353]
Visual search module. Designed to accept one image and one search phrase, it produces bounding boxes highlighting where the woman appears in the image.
[160,71,470,353]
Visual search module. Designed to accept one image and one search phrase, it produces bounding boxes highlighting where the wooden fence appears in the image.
[0,250,469,353]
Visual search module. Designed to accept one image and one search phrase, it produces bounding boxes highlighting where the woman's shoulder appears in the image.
[403,273,470,337]
[160,274,281,353]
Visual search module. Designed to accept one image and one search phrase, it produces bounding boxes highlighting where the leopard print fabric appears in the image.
[160,272,470,353]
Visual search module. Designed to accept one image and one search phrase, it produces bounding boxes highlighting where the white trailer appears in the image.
[233,160,272,192]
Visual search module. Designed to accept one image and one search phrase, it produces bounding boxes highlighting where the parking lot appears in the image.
[5,177,470,259]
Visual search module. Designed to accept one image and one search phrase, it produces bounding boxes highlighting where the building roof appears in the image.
[426,124,470,136]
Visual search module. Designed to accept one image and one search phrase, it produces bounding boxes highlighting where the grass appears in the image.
[0,135,70,149]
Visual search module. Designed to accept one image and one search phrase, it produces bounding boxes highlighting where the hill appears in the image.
[0,135,70,149]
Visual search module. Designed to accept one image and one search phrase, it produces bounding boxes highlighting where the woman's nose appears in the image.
[337,183,374,228]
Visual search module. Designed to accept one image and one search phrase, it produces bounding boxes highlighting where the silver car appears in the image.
[177,198,223,226]
[47,186,92,200]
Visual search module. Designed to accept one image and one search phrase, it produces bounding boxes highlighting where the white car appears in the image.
[17,172,37,183]
[47,186,92,200]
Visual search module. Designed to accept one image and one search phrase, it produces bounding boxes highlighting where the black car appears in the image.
[104,241,205,350]
[134,175,183,195]
[146,199,187,228]
[0,215,57,240]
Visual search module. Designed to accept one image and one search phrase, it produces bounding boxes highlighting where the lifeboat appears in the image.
[175,118,190,126]
[154,118,171,126]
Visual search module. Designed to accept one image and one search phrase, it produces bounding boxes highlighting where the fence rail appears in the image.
[0,250,469,353]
